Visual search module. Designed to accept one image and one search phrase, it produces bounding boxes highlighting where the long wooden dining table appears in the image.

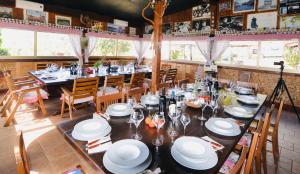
[57,94,267,174]
[28,66,152,97]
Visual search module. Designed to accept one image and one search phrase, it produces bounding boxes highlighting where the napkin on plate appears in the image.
[201,136,224,151]
[93,112,110,121]
[87,141,112,154]
[87,136,112,154]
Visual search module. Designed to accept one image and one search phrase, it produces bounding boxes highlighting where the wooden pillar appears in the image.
[151,1,164,93]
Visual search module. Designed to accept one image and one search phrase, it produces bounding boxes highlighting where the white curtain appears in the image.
[133,40,151,64]
[69,34,83,65]
[195,37,229,65]
[85,36,97,63]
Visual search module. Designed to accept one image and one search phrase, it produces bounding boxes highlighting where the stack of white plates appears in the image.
[237,95,260,105]
[141,95,159,105]
[235,87,253,95]
[224,106,253,118]
[103,139,152,174]
[72,118,111,141]
[106,103,134,117]
[205,118,241,136]
[171,136,218,170]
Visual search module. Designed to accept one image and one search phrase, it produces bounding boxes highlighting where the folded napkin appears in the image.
[93,112,110,121]
[201,136,224,151]
[87,136,112,154]
[87,141,112,154]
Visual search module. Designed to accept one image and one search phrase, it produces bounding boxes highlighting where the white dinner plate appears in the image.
[141,95,159,105]
[224,106,254,118]
[72,125,111,141]
[107,139,149,168]
[73,118,109,135]
[103,151,152,174]
[171,142,218,170]
[235,87,253,95]
[205,118,241,136]
[173,136,212,159]
[237,95,260,105]
[106,103,134,117]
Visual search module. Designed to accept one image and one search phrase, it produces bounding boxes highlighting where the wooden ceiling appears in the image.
[29,0,215,25]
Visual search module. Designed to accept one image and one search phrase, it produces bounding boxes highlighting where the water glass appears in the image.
[180,113,191,135]
[131,111,144,140]
[152,113,166,146]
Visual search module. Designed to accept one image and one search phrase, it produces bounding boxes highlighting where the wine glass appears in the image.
[131,111,144,140]
[199,98,209,121]
[180,113,191,135]
[168,104,180,137]
[152,113,166,146]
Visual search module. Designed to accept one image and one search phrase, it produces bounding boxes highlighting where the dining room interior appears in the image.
[0,0,300,173]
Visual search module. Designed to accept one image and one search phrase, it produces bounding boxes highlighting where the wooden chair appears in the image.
[15,131,86,174]
[239,71,251,82]
[237,81,259,93]
[61,77,99,119]
[161,64,171,70]
[96,75,124,112]
[62,62,72,68]
[124,72,145,101]
[165,68,177,87]
[97,92,124,113]
[0,90,11,118]
[3,73,48,127]
[267,98,284,165]
[36,63,49,70]
[220,132,259,174]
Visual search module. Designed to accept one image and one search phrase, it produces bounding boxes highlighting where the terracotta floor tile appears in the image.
[50,153,81,173]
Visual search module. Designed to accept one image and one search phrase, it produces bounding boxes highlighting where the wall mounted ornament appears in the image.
[247,12,277,30]
[233,0,256,13]
[192,4,211,20]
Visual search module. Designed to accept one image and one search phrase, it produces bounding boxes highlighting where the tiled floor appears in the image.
[1,97,300,174]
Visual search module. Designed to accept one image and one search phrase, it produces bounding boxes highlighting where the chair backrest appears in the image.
[14,131,30,174]
[97,92,124,112]
[72,77,99,100]
[161,64,171,70]
[272,98,284,137]
[126,87,144,103]
[103,75,124,93]
[3,71,17,92]
[218,78,231,88]
[229,145,249,174]
[237,81,258,92]
[62,62,72,68]
[129,72,145,89]
[243,132,259,174]
[165,68,177,83]
[239,71,251,82]
[256,112,271,158]
[36,63,49,70]
[159,69,166,83]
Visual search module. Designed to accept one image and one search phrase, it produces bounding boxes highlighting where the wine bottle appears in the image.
[169,90,177,105]
[159,88,167,115]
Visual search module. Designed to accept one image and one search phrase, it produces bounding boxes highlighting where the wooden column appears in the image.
[151,1,164,93]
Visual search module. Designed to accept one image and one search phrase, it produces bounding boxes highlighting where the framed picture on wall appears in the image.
[287,5,300,14]
[144,25,153,34]
[247,12,277,30]
[174,21,191,33]
[24,9,48,23]
[280,6,288,15]
[192,4,211,20]
[55,15,72,26]
[191,19,210,32]
[258,0,277,11]
[162,23,172,35]
[107,23,125,33]
[219,1,231,12]
[0,7,13,18]
[233,0,255,13]
[219,16,244,32]
[280,16,300,29]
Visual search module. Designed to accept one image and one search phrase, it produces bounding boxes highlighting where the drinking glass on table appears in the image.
[168,104,180,137]
[152,112,166,146]
[131,111,144,140]
[180,113,191,135]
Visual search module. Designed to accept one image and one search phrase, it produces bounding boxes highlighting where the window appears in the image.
[0,28,34,56]
[37,32,75,56]
[117,40,135,56]
[259,40,299,69]
[219,41,259,66]
[191,44,206,62]
[169,41,193,60]
[161,41,170,60]
[92,38,117,56]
